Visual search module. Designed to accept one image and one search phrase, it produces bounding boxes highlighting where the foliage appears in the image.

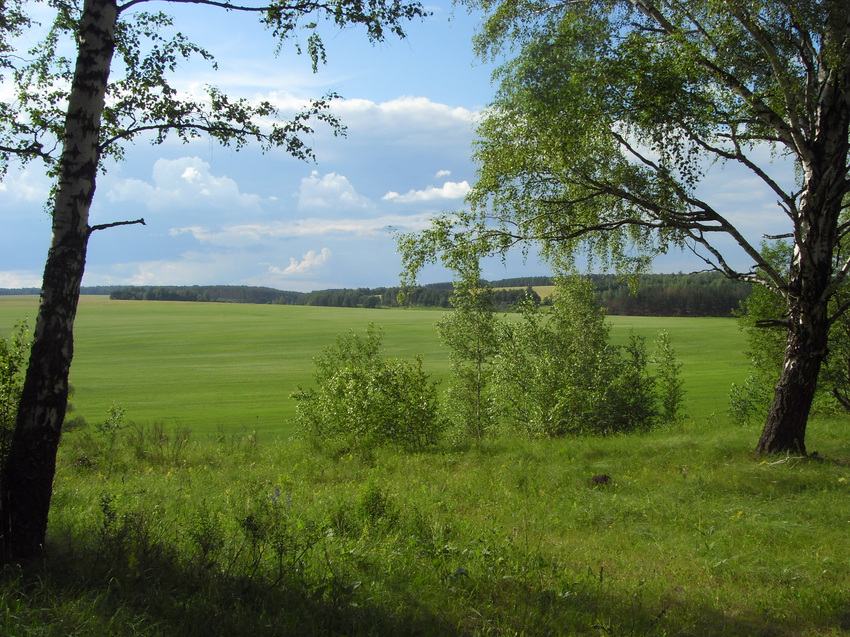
[399,0,850,453]
[492,276,669,437]
[0,320,28,460]
[1,0,427,174]
[729,254,789,423]
[653,330,686,424]
[293,323,442,452]
[729,240,850,423]
[436,270,499,441]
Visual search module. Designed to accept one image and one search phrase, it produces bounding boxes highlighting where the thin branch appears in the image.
[755,318,791,329]
[0,141,53,162]
[98,122,261,152]
[610,131,788,289]
[688,130,799,221]
[629,0,808,159]
[88,218,146,236]
[119,0,325,13]
[732,9,810,139]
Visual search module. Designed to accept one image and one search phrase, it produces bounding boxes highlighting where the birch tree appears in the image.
[0,0,424,561]
[403,0,850,456]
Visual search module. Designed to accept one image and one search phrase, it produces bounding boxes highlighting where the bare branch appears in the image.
[87,218,146,236]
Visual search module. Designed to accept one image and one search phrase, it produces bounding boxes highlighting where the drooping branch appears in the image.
[630,0,809,161]
[611,130,791,289]
[686,130,800,222]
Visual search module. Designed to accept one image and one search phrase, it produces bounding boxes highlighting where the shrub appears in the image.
[0,321,30,461]
[293,323,442,452]
[653,330,686,424]
[492,276,667,437]
[437,277,499,441]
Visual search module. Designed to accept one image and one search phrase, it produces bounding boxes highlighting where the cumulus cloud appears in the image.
[0,167,52,204]
[297,171,373,212]
[435,169,451,178]
[106,157,265,212]
[331,97,476,141]
[269,248,332,276]
[383,180,470,203]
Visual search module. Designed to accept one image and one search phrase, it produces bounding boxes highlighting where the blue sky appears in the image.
[0,1,794,291]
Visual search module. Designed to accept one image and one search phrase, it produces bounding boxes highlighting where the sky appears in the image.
[0,1,796,292]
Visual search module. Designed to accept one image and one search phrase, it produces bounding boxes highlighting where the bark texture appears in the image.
[757,318,827,455]
[0,0,117,561]
[757,154,848,453]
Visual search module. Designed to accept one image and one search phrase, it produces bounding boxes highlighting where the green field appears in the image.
[0,295,748,435]
[5,296,850,636]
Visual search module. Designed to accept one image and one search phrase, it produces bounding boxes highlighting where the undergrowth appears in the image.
[3,417,850,636]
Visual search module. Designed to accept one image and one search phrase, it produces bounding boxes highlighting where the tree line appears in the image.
[94,272,750,316]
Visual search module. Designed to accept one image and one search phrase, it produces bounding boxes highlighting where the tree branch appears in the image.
[87,218,146,236]
[119,0,327,13]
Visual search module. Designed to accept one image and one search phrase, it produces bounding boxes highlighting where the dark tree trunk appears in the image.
[756,319,828,455]
[0,0,117,562]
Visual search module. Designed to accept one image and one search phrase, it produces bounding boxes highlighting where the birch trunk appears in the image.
[756,312,828,455]
[0,0,117,561]
[757,158,847,454]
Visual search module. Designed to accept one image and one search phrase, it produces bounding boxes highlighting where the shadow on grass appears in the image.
[1,539,457,636]
[0,534,836,636]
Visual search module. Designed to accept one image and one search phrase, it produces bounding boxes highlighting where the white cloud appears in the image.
[297,171,373,212]
[383,180,470,203]
[106,157,265,213]
[0,167,52,204]
[0,270,42,288]
[269,248,332,276]
[332,97,476,140]
[171,211,434,245]
[435,169,451,178]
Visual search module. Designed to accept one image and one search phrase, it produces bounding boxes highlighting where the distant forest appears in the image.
[1,273,753,317]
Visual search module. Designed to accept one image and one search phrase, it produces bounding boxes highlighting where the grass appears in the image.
[1,296,849,634]
[0,296,747,435]
[1,414,846,635]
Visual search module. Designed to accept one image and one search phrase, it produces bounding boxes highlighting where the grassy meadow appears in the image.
[0,295,747,434]
[2,295,850,635]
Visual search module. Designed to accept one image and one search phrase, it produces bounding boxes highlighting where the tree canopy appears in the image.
[402,0,850,455]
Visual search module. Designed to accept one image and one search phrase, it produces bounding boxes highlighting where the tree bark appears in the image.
[0,0,117,562]
[756,318,827,455]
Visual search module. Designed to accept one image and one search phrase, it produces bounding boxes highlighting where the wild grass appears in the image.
[0,414,846,635]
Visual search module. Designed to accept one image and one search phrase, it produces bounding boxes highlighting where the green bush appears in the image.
[492,277,669,437]
[293,323,442,452]
[437,277,499,441]
[0,320,30,461]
